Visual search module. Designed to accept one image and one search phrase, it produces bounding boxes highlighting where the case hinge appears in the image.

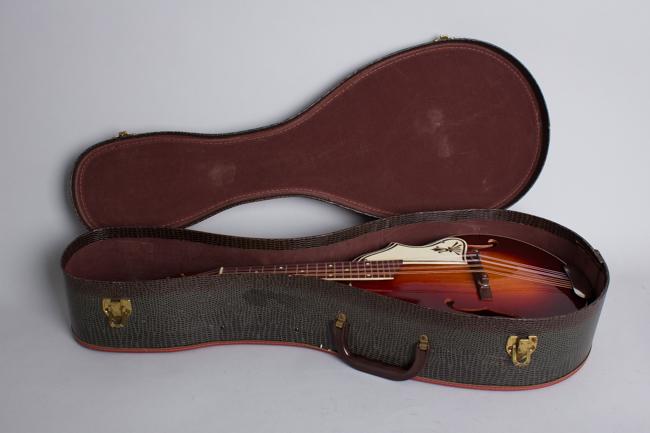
[112,131,137,139]
[102,298,132,328]
[434,35,455,42]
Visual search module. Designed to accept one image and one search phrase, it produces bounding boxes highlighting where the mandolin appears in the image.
[175,235,591,319]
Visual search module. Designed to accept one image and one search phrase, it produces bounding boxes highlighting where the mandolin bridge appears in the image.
[467,250,493,300]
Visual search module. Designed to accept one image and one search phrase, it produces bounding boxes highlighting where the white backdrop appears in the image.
[1,1,648,432]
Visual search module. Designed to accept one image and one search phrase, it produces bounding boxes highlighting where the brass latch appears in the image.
[506,335,538,367]
[102,298,132,328]
[335,313,346,328]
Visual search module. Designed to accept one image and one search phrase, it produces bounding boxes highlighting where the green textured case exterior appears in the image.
[62,210,609,389]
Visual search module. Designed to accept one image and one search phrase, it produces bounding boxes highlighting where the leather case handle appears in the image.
[331,315,430,381]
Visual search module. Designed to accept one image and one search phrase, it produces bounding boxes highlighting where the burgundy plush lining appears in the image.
[63,219,605,300]
[71,41,547,230]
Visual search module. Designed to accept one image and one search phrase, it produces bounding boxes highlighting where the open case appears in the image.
[61,38,609,390]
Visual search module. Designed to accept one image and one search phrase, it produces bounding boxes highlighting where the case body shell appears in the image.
[62,39,609,389]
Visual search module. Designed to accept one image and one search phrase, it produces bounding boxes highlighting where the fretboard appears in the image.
[219,260,403,281]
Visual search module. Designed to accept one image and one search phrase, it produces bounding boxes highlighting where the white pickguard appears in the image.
[354,237,468,265]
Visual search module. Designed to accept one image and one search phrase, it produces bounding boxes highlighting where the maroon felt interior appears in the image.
[71,40,548,230]
[63,219,606,300]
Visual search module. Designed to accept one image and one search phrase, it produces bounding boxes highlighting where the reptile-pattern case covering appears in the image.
[61,39,608,389]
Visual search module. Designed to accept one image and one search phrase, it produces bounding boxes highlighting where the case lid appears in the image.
[71,38,549,230]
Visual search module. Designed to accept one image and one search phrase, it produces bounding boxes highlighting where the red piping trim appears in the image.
[72,329,588,390]
[72,329,332,354]
[413,352,589,391]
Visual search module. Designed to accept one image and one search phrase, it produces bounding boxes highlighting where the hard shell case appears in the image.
[61,38,609,390]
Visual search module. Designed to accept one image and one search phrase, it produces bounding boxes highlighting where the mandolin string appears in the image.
[476,254,567,271]
[475,256,567,277]
[212,265,573,288]
[445,254,568,277]
[204,264,572,285]
[392,263,570,281]
[233,257,568,279]
[362,259,570,280]
[217,259,569,279]
[195,256,574,287]
[388,267,572,286]
[390,264,571,285]
[389,261,568,279]
[390,269,573,288]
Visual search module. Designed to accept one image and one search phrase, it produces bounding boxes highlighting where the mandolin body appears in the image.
[350,235,585,318]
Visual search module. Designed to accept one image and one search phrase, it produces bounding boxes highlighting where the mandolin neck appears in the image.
[215,260,404,281]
